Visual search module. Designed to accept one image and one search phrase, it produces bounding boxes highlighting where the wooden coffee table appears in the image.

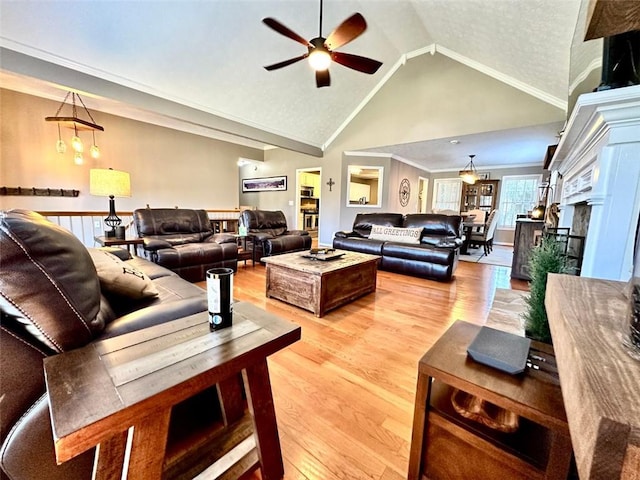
[261,249,380,317]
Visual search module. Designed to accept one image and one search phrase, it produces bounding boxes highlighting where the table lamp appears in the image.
[90,168,131,239]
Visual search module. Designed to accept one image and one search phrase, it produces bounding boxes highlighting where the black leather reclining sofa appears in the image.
[134,208,238,282]
[239,209,311,260]
[0,209,240,480]
[333,213,462,281]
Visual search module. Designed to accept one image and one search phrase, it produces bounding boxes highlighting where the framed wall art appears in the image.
[242,175,287,193]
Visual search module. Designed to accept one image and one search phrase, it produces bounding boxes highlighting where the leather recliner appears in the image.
[134,208,238,282]
[0,210,236,480]
[239,209,311,259]
[333,212,462,281]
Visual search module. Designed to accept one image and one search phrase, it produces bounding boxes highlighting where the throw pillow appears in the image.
[0,209,102,352]
[369,225,422,244]
[88,249,159,300]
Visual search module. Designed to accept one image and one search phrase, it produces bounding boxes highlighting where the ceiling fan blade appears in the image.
[331,51,382,74]
[264,54,308,71]
[316,69,330,88]
[325,13,367,50]
[262,18,311,47]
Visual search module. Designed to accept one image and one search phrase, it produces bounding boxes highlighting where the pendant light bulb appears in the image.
[90,131,100,158]
[55,124,67,154]
[71,136,83,153]
[56,139,67,154]
[74,152,84,165]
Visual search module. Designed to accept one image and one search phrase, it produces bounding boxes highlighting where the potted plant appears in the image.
[521,234,568,344]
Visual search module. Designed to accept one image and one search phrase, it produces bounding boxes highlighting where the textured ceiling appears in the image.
[0,0,585,170]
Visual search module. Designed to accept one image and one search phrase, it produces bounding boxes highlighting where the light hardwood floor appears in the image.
[225,259,528,480]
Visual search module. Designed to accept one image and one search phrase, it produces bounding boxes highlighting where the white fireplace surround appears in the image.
[550,84,640,282]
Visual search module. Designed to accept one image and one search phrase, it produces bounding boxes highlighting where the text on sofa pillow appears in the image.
[369,225,422,244]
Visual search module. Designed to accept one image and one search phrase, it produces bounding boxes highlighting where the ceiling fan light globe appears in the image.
[308,50,331,71]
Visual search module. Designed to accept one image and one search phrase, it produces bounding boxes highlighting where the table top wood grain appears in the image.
[546,274,640,479]
[44,301,301,463]
[261,249,380,275]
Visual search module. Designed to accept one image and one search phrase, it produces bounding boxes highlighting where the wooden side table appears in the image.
[94,235,144,255]
[44,302,300,479]
[408,320,572,480]
[234,234,256,266]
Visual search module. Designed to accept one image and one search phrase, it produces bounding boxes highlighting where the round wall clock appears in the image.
[399,178,411,207]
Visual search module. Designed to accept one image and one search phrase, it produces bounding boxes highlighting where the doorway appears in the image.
[296,168,322,239]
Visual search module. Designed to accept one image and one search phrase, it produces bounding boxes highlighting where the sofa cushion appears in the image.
[0,210,102,352]
[352,213,404,238]
[382,242,456,265]
[333,236,386,255]
[241,210,288,237]
[403,213,461,246]
[88,248,159,300]
[369,225,422,244]
[134,208,213,238]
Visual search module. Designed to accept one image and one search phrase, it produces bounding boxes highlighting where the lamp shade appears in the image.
[90,169,131,197]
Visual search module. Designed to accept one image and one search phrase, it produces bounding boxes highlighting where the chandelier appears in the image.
[459,154,478,184]
[45,91,104,165]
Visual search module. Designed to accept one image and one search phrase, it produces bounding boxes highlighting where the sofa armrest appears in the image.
[334,231,359,239]
[99,246,131,261]
[100,297,207,339]
[285,229,310,236]
[143,237,172,251]
[250,232,274,242]
[209,233,237,244]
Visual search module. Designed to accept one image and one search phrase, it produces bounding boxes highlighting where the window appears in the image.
[498,174,542,228]
[432,178,462,212]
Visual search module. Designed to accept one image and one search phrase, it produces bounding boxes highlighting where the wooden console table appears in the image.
[546,274,640,479]
[408,320,571,480]
[44,302,300,479]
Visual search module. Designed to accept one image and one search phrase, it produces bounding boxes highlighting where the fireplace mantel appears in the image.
[549,85,640,281]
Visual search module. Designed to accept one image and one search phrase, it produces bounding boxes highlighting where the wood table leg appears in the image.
[545,431,573,480]
[408,372,431,480]
[93,430,128,480]
[126,407,171,479]
[217,373,245,426]
[243,359,284,480]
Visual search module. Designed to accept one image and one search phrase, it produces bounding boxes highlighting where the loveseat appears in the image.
[333,213,462,281]
[133,208,238,282]
[239,209,311,259]
[0,210,236,480]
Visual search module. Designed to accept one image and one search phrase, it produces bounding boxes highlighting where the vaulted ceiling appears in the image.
[0,0,587,170]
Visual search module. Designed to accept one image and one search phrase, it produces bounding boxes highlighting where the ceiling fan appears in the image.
[262,0,383,88]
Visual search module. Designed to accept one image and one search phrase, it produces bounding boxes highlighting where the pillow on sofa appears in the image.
[0,209,103,352]
[88,249,159,299]
[369,225,422,244]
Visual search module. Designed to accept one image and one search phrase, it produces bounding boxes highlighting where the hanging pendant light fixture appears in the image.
[46,91,104,164]
[459,154,479,184]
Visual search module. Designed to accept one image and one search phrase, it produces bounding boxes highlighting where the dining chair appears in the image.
[470,209,499,255]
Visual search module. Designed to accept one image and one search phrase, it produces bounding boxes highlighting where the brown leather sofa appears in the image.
[239,209,311,259]
[0,210,234,480]
[133,208,238,282]
[333,213,462,281]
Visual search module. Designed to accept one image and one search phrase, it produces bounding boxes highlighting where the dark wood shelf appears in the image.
[461,179,499,213]
[429,380,551,471]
